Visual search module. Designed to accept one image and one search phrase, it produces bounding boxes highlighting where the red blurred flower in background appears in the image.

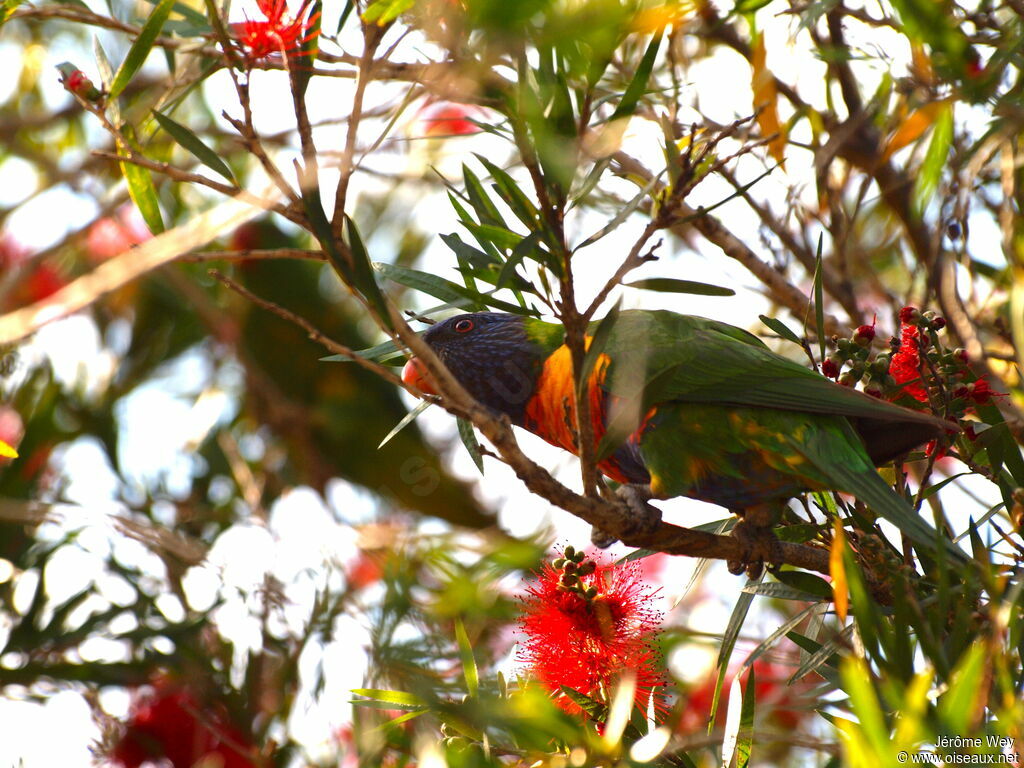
[233,0,318,61]
[517,548,664,717]
[0,235,66,309]
[110,678,260,768]
[678,658,809,734]
[86,207,151,264]
[415,101,484,137]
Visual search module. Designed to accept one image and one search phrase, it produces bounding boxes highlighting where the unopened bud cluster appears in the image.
[821,319,894,397]
[551,546,599,600]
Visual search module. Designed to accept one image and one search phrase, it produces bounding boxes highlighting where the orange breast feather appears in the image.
[522,343,650,484]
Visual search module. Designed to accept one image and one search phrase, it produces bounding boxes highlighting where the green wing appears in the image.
[597,310,947,433]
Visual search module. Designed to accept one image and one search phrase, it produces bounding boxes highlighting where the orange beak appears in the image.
[402,357,437,395]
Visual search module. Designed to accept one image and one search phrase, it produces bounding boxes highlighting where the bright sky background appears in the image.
[0,0,1008,765]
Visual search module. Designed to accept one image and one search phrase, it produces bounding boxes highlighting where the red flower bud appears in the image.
[57,63,102,101]
[898,306,919,324]
[821,358,841,379]
[853,322,876,347]
[931,316,946,330]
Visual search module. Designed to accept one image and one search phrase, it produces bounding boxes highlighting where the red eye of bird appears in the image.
[454,319,474,334]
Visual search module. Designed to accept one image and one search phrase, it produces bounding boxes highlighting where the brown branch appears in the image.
[331,23,385,238]
[610,151,845,337]
[208,270,407,390]
[0,499,207,565]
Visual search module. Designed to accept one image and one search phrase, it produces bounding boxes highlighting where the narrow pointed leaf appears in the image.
[456,418,484,474]
[118,128,164,234]
[153,110,235,182]
[710,573,762,731]
[611,29,663,119]
[758,314,802,345]
[575,171,662,249]
[109,0,176,100]
[625,278,735,296]
[812,235,825,362]
[454,619,479,696]
[377,400,430,449]
[350,688,429,707]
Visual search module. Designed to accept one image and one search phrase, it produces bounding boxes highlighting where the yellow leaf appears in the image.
[750,35,786,168]
[910,43,935,87]
[830,519,848,622]
[0,439,17,459]
[632,1,695,33]
[881,100,947,162]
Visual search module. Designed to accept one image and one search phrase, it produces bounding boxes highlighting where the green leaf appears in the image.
[320,338,407,364]
[138,0,209,28]
[351,688,429,708]
[457,418,484,474]
[610,28,663,120]
[812,235,825,362]
[710,573,762,731]
[118,127,164,234]
[772,570,833,599]
[913,101,953,214]
[361,0,414,24]
[740,581,828,602]
[788,624,851,683]
[153,110,236,182]
[758,314,803,346]
[342,216,393,330]
[735,664,756,768]
[337,0,355,32]
[462,165,506,228]
[465,223,523,252]
[474,155,539,230]
[495,231,544,291]
[377,401,430,449]
[292,0,321,97]
[93,36,115,89]
[840,658,893,760]
[937,640,987,731]
[0,0,26,28]
[575,170,662,249]
[109,0,176,100]
[624,278,735,297]
[373,262,534,315]
[454,619,479,697]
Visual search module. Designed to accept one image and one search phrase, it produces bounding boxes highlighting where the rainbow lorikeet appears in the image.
[402,310,959,572]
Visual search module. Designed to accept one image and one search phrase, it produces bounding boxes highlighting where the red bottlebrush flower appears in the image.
[232,0,318,61]
[517,550,664,718]
[110,680,259,768]
[967,378,1002,405]
[888,323,928,403]
[416,102,483,137]
[820,358,841,379]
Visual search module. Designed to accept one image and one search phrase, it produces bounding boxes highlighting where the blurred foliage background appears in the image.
[1,0,1024,765]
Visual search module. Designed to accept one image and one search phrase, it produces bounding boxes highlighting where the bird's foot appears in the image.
[591,525,617,549]
[592,485,663,548]
[616,484,663,537]
[727,519,783,579]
